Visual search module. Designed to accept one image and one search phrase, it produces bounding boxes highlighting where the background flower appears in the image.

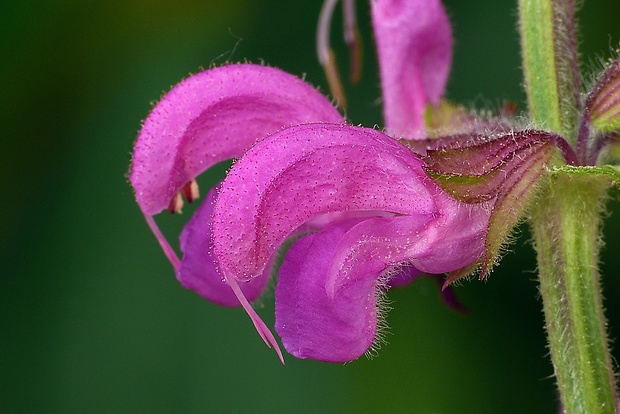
[2,0,620,412]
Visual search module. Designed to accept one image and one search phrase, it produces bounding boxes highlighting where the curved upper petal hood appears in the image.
[212,123,439,282]
[372,0,453,139]
[212,122,489,284]
[129,63,344,216]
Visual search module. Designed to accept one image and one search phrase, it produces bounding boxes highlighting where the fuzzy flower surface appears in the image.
[129,0,493,363]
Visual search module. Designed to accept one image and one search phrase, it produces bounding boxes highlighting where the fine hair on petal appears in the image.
[364,264,406,359]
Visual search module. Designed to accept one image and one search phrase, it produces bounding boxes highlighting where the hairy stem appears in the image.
[519,1,617,410]
[519,0,581,141]
[530,174,616,413]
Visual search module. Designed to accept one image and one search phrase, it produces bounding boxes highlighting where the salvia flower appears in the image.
[211,123,491,361]
[129,0,559,363]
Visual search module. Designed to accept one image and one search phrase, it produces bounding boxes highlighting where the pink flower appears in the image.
[129,0,488,363]
[212,123,489,362]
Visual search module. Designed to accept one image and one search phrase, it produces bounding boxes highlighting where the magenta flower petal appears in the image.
[212,123,439,282]
[326,215,472,312]
[275,216,472,362]
[275,219,380,362]
[323,206,488,298]
[178,187,270,307]
[371,0,452,139]
[129,63,343,216]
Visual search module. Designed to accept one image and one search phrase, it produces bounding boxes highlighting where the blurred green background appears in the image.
[2,0,620,412]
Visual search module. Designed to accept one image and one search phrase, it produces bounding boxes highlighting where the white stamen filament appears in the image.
[317,0,362,105]
[316,0,339,67]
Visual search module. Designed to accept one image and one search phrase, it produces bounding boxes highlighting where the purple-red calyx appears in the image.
[129,0,569,363]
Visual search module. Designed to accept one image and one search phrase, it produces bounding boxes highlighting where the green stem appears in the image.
[519,0,561,132]
[530,174,616,413]
[519,0,581,140]
[519,1,617,410]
